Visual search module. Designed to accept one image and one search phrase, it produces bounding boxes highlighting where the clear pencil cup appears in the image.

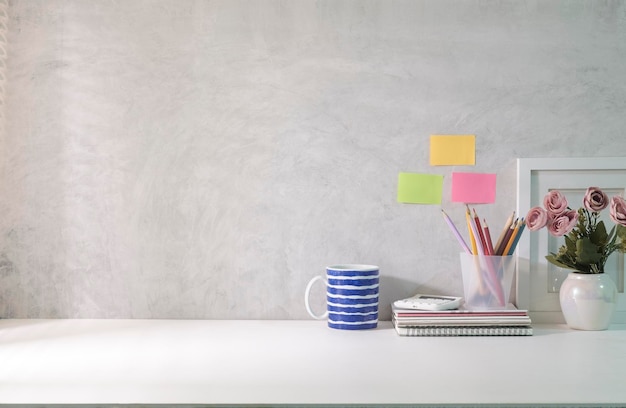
[459,252,515,310]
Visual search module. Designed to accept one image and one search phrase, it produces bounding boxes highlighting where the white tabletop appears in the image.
[1,319,625,406]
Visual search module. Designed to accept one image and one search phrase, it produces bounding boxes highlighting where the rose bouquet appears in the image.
[525,187,626,274]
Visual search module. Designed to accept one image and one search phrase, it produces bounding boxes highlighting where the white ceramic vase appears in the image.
[559,272,617,330]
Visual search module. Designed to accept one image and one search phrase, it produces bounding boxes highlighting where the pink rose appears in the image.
[583,187,609,212]
[525,206,548,231]
[610,196,626,227]
[547,210,578,237]
[543,190,568,216]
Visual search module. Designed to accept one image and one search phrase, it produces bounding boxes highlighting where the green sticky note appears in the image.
[397,172,444,204]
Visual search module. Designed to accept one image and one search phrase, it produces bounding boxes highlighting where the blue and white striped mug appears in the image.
[304,264,379,330]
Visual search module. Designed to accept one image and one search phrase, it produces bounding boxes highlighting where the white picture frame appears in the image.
[516,157,626,324]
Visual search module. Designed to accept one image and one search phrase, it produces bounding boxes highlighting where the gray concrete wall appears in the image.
[1,0,625,319]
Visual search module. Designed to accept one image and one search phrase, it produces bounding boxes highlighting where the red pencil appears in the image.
[483,219,495,255]
[472,208,489,255]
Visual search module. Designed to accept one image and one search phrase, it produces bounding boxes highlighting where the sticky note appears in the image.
[430,135,476,166]
[451,172,497,204]
[397,172,444,204]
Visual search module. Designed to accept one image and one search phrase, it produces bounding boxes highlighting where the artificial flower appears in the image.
[543,190,568,216]
[526,188,626,274]
[525,206,548,231]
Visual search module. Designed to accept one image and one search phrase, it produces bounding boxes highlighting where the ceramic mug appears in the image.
[304,264,379,330]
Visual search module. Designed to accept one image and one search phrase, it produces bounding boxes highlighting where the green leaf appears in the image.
[575,237,603,265]
[564,235,576,252]
[545,254,576,270]
[617,225,626,240]
[590,221,608,246]
[607,224,617,245]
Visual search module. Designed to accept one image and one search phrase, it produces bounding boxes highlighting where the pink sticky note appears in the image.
[451,172,497,204]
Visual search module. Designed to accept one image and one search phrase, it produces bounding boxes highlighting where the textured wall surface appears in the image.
[1,0,625,319]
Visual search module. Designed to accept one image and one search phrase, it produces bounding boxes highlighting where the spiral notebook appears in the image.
[394,324,533,337]
[392,302,533,336]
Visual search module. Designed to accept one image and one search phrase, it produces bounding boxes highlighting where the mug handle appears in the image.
[304,275,328,320]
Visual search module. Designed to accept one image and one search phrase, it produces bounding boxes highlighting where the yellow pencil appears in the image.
[465,205,477,255]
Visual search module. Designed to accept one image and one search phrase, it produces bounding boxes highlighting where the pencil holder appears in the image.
[459,253,515,310]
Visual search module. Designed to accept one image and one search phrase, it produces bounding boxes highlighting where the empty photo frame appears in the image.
[516,157,626,323]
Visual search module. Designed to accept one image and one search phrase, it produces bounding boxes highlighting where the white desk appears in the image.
[1,319,625,406]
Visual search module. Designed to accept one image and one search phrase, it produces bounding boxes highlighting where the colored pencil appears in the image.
[506,219,526,255]
[494,211,515,254]
[496,219,516,256]
[442,209,472,254]
[467,212,505,305]
[502,219,522,256]
[472,209,489,255]
[465,206,478,255]
[483,219,495,256]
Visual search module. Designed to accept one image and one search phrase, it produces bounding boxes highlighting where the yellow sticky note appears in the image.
[430,135,476,166]
[397,172,443,204]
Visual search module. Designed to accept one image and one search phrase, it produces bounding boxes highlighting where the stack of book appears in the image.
[392,303,533,337]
